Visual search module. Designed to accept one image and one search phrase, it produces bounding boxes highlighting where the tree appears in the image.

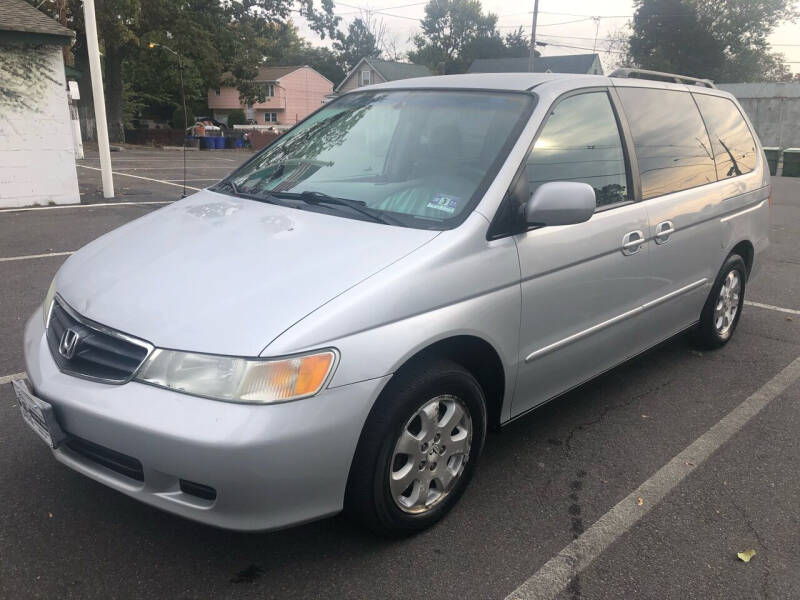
[627,0,795,82]
[408,0,499,74]
[280,45,345,87]
[227,108,247,126]
[333,17,381,73]
[408,1,535,74]
[503,26,533,58]
[30,0,339,142]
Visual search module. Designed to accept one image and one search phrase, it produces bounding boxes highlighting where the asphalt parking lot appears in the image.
[1,148,799,599]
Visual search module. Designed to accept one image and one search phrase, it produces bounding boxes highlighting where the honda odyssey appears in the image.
[15,70,770,535]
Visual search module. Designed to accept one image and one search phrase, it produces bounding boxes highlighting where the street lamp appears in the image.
[149,42,189,198]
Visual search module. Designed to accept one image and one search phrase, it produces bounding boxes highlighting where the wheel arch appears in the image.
[387,335,507,431]
[729,239,755,276]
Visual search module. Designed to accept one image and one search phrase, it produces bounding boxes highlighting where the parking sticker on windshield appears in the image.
[426,194,460,215]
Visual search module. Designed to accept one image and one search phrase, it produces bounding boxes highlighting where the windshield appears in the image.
[219,90,535,229]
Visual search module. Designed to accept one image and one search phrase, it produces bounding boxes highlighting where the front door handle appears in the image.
[621,230,645,255]
[654,220,675,244]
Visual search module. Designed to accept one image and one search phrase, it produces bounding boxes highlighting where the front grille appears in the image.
[46,298,151,383]
[65,435,144,481]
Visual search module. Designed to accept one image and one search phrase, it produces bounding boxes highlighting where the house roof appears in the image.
[335,57,433,91]
[364,58,433,81]
[467,54,600,74]
[0,0,74,42]
[253,65,302,81]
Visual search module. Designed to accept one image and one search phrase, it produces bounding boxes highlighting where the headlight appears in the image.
[42,278,56,326]
[135,348,337,404]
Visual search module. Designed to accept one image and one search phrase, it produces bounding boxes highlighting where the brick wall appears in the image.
[0,42,79,208]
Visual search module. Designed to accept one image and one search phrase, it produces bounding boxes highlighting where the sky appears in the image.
[295,0,800,76]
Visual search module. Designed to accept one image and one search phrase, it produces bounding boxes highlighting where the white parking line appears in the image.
[77,165,202,190]
[0,251,73,263]
[0,372,25,385]
[0,201,172,214]
[165,179,220,182]
[745,300,800,316]
[506,354,800,600]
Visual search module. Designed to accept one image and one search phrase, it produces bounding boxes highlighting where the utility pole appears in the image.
[528,0,539,72]
[83,0,114,199]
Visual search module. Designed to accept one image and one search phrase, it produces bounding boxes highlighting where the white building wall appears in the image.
[0,42,80,208]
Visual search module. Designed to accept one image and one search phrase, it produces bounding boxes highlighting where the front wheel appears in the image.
[693,254,747,349]
[345,359,487,536]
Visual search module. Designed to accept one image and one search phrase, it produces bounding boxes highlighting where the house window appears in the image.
[264,112,278,123]
[267,84,274,97]
[359,70,371,86]
[214,88,221,96]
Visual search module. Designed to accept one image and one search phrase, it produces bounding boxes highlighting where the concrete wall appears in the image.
[718,83,800,149]
[0,42,79,208]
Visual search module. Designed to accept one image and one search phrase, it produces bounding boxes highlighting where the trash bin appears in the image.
[234,138,244,149]
[224,136,236,149]
[783,148,800,177]
[215,136,225,150]
[763,147,780,176]
[198,136,210,150]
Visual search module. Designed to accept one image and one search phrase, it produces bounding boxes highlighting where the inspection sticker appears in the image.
[426,194,460,214]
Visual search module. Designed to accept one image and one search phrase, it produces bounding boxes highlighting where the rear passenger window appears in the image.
[693,94,757,178]
[616,88,717,199]
[527,91,629,208]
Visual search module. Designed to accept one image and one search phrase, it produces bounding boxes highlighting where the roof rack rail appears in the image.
[609,68,716,89]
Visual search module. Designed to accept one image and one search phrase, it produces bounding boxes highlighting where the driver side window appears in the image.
[527,91,629,208]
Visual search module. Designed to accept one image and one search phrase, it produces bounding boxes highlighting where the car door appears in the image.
[614,86,724,349]
[510,89,652,418]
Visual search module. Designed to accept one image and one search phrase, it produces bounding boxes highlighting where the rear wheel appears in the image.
[345,359,487,536]
[693,254,747,349]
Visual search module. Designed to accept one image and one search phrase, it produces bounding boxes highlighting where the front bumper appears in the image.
[22,307,390,531]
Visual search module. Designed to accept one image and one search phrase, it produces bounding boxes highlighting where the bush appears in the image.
[227,109,247,127]
[172,105,194,130]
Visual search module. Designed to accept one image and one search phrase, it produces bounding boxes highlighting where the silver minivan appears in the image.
[16,71,770,535]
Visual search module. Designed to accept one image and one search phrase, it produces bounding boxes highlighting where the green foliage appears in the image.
[627,0,795,82]
[172,105,194,129]
[408,0,536,74]
[227,109,247,126]
[36,0,340,140]
[333,18,381,72]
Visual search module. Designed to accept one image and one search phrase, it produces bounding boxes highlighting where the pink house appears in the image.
[207,65,333,127]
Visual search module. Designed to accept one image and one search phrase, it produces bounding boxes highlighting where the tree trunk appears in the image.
[104,44,124,143]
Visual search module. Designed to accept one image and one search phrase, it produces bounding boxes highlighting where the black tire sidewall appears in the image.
[699,254,747,347]
[350,360,487,535]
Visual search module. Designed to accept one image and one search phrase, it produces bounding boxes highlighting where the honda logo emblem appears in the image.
[59,328,80,359]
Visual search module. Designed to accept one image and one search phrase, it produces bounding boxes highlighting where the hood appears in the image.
[56,191,438,356]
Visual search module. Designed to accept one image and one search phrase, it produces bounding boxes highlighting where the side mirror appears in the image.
[524,182,596,227]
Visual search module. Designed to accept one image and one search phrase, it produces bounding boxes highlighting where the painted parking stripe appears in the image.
[745,300,800,316]
[0,200,172,214]
[76,165,202,191]
[0,372,25,385]
[506,355,800,600]
[0,251,74,263]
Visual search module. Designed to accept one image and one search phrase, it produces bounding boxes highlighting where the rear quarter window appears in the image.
[693,93,757,179]
[616,87,717,200]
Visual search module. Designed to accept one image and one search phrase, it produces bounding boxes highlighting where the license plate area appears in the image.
[12,379,67,449]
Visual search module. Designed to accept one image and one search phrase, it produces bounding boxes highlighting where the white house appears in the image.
[0,0,79,208]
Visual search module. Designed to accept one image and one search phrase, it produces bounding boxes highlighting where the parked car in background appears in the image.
[15,70,769,535]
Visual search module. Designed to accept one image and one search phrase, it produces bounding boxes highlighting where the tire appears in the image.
[693,254,747,350]
[344,358,487,536]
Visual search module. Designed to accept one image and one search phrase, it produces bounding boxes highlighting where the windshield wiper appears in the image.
[216,180,288,207]
[273,191,401,226]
